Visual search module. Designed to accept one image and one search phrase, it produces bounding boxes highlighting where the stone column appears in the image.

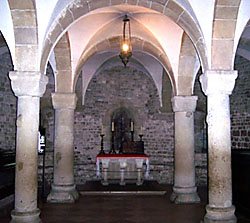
[9,71,48,223]
[170,96,200,204]
[200,70,237,223]
[47,93,79,203]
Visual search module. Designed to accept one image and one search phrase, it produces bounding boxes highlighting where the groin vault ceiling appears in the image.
[0,0,249,96]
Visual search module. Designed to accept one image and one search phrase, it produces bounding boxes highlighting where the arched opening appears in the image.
[111,107,133,152]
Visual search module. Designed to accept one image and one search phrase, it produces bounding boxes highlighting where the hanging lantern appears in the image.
[119,15,132,67]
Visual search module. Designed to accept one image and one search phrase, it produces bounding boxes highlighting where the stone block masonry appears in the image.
[0,48,208,186]
[231,55,250,149]
[0,46,208,186]
[38,64,208,185]
[73,66,175,184]
[0,51,16,151]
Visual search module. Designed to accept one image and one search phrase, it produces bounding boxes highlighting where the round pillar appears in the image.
[200,70,237,223]
[9,71,48,223]
[170,96,200,204]
[47,93,79,203]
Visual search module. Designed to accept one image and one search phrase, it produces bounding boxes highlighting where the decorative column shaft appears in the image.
[170,96,200,204]
[9,71,48,223]
[47,93,79,203]
[200,70,237,223]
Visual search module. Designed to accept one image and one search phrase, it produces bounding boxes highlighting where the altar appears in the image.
[96,154,149,186]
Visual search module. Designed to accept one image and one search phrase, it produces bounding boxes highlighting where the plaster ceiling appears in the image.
[68,5,183,84]
[236,22,250,61]
[0,0,250,77]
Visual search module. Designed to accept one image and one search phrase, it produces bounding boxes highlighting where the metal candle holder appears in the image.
[139,134,143,142]
[131,130,134,142]
[109,131,116,154]
[98,134,105,154]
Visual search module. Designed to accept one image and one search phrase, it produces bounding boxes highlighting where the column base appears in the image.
[120,181,126,186]
[170,186,200,204]
[202,205,237,223]
[10,208,42,223]
[136,181,143,186]
[47,184,79,203]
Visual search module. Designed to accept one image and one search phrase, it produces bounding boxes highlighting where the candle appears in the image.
[101,124,103,134]
[131,121,133,132]
[112,122,114,131]
[140,125,143,135]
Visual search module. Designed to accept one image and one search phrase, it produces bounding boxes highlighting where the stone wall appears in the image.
[194,71,208,185]
[0,47,208,186]
[38,64,55,183]
[38,64,209,186]
[73,66,175,184]
[0,48,208,186]
[231,55,250,149]
[0,49,16,151]
[0,45,248,188]
[194,70,207,154]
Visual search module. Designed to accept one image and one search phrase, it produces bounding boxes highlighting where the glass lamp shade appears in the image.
[119,15,132,67]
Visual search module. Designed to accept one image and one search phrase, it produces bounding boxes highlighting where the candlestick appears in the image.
[131,121,133,132]
[131,130,134,142]
[112,122,114,132]
[139,134,143,142]
[101,124,103,135]
[109,131,116,154]
[98,134,105,154]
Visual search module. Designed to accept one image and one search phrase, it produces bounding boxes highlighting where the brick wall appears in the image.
[0,47,208,185]
[38,64,208,185]
[231,55,250,149]
[0,49,16,151]
[73,66,175,184]
[0,49,208,186]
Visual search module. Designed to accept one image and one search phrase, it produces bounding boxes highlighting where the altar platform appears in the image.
[96,154,149,186]
[77,180,167,195]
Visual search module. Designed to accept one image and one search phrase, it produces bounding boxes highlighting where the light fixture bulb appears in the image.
[122,42,129,53]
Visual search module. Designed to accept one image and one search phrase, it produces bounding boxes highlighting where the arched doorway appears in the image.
[112,107,133,152]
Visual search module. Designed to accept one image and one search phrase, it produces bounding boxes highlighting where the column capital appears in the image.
[52,93,77,109]
[199,70,238,96]
[171,96,198,112]
[9,71,48,97]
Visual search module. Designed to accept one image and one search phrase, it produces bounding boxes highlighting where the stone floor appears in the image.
[1,182,250,223]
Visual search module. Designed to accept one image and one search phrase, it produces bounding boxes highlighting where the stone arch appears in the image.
[211,0,242,70]
[73,36,176,95]
[40,0,208,75]
[53,32,73,93]
[103,104,139,142]
[177,32,200,96]
[7,0,39,71]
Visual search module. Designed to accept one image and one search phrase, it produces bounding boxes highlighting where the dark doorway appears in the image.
[112,108,133,151]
